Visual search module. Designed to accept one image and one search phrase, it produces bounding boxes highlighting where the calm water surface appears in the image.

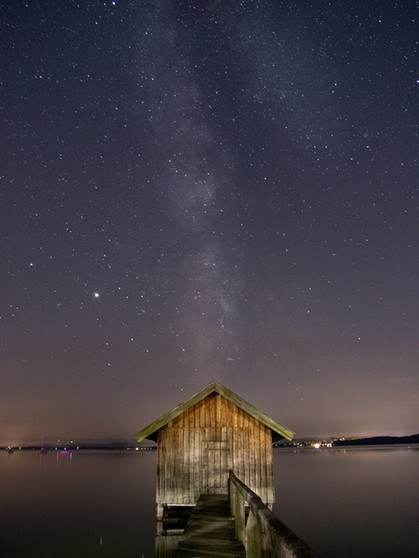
[2,450,157,558]
[2,446,418,557]
[273,446,419,558]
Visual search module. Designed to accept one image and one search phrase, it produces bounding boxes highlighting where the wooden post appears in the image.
[246,509,262,558]
[229,472,246,543]
[156,503,164,521]
[235,493,246,542]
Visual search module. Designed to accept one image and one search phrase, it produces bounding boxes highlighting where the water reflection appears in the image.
[273,446,419,558]
[2,447,418,558]
[1,450,157,557]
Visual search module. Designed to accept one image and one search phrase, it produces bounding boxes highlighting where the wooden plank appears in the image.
[210,393,216,426]
[193,428,200,502]
[254,419,261,498]
[157,429,165,505]
[216,393,221,426]
[232,399,238,429]
[173,429,178,503]
[202,427,208,492]
[226,398,235,428]
[244,422,250,492]
[260,425,267,503]
[265,425,275,505]
[185,429,190,504]
[173,494,246,557]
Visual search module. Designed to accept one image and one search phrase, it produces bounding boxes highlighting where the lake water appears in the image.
[2,446,418,557]
[273,446,419,557]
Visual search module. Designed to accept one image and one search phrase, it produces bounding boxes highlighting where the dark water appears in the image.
[1,450,157,558]
[274,446,419,558]
[2,446,418,557]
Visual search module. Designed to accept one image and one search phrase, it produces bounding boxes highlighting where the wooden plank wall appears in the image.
[157,393,274,507]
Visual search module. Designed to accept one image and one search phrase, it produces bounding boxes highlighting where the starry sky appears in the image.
[1,0,418,445]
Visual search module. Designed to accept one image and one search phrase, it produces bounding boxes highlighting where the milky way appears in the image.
[1,1,418,443]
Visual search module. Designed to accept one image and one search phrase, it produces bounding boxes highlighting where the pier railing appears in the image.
[228,470,321,558]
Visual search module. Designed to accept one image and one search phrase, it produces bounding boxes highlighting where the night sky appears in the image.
[1,1,418,445]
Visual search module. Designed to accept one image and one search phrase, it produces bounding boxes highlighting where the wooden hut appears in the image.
[135,381,294,521]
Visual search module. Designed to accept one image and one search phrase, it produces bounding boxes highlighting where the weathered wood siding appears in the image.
[157,392,274,507]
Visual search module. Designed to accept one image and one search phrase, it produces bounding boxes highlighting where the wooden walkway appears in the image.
[173,494,246,557]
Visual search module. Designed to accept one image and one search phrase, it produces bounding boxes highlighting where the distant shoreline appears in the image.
[1,444,156,452]
[332,433,419,447]
[275,433,419,448]
[2,433,418,452]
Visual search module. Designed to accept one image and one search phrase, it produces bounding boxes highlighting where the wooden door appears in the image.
[202,433,232,493]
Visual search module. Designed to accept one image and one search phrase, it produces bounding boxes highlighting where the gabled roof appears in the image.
[135,380,295,443]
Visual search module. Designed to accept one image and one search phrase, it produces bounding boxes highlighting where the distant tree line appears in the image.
[333,433,419,446]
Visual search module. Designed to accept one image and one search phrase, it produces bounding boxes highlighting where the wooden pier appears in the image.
[169,473,320,558]
[173,494,246,557]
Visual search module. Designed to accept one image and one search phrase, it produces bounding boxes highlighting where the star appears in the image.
[0,0,417,446]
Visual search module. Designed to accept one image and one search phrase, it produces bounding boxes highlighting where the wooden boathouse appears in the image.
[135,381,320,557]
